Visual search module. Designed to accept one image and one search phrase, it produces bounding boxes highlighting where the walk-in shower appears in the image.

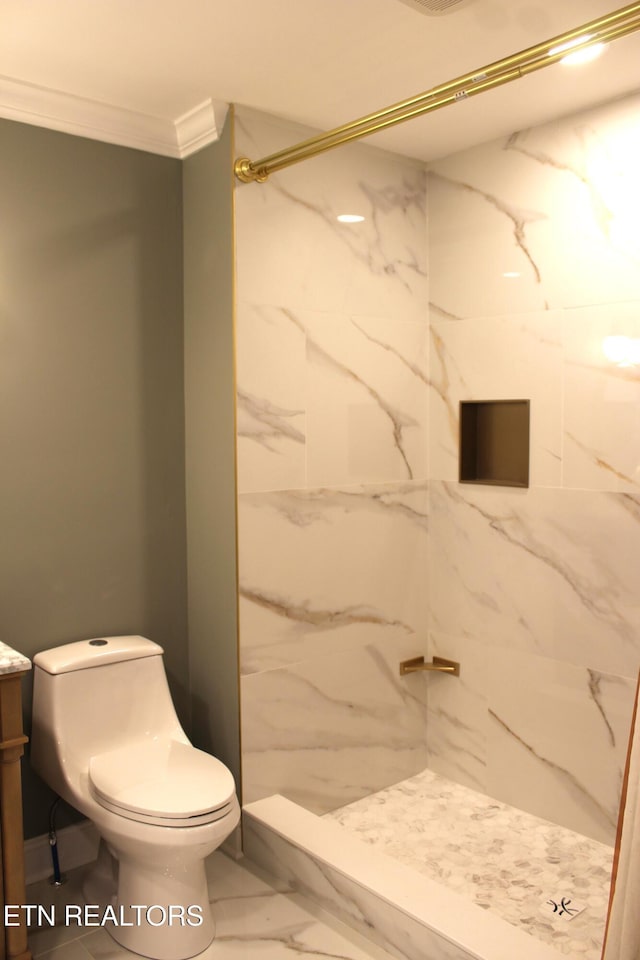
[233,7,640,959]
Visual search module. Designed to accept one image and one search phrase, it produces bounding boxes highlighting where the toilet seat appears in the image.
[89,739,236,828]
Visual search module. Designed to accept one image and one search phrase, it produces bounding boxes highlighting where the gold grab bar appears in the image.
[234,2,640,183]
[399,656,460,677]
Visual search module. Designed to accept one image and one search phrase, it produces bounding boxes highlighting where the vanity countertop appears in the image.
[0,641,31,675]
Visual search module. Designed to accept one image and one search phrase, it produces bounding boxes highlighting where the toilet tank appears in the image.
[31,636,188,798]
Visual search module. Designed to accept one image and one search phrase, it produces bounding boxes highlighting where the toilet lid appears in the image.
[89,739,236,822]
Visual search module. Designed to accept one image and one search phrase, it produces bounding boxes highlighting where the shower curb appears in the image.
[243,795,565,960]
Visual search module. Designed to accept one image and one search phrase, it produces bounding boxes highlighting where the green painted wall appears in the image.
[183,114,241,793]
[0,119,189,838]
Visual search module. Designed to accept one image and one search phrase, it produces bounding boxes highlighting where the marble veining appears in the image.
[270,177,428,296]
[429,303,463,322]
[429,93,640,320]
[428,169,547,289]
[425,633,635,845]
[279,304,425,483]
[0,641,31,675]
[26,851,393,960]
[241,637,429,811]
[436,483,638,660]
[618,492,640,521]
[561,300,640,493]
[445,485,601,616]
[351,318,429,388]
[429,325,462,442]
[488,709,617,835]
[503,129,616,242]
[241,484,429,528]
[235,102,429,810]
[237,389,305,452]
[236,94,640,848]
[306,335,417,481]
[567,432,639,490]
[235,106,427,323]
[587,670,619,748]
[428,312,564,487]
[239,585,413,635]
[326,768,613,958]
[238,482,428,680]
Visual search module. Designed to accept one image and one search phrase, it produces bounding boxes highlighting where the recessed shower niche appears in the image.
[459,399,530,488]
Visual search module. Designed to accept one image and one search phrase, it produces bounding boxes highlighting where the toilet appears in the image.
[30,636,240,960]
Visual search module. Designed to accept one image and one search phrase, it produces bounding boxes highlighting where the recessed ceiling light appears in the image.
[561,43,605,66]
[603,335,640,366]
[549,34,592,56]
[548,35,605,66]
[337,214,365,223]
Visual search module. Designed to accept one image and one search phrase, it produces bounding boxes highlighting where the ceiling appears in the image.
[1,0,639,162]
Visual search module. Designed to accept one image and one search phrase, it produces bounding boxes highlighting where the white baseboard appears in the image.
[25,820,100,886]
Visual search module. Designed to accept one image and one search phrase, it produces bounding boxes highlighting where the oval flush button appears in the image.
[89,639,108,646]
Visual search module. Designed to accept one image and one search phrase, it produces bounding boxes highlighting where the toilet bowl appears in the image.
[30,636,240,960]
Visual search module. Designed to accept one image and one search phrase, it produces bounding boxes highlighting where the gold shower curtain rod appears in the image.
[234,1,640,183]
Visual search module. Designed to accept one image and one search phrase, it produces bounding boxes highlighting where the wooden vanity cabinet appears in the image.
[0,669,32,960]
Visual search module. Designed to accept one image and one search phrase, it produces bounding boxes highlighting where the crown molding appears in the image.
[175,99,228,158]
[0,75,225,158]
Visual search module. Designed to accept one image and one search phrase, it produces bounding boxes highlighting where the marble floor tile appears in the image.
[27,851,395,960]
[34,940,94,960]
[26,864,94,957]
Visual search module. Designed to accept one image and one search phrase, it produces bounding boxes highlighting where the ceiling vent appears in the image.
[395,0,476,14]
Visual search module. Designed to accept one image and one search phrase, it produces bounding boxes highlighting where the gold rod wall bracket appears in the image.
[399,656,460,677]
[234,157,269,183]
[233,2,640,184]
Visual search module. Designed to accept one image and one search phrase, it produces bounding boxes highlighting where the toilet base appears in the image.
[82,839,118,908]
[83,841,215,960]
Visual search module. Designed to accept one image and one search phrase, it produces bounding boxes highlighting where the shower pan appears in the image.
[243,768,613,960]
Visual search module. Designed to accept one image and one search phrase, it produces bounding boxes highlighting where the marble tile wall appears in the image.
[235,92,640,842]
[426,91,640,844]
[234,107,430,811]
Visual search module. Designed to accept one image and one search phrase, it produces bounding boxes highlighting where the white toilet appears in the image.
[30,636,240,960]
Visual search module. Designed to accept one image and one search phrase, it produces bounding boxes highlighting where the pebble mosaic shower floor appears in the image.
[325,768,614,958]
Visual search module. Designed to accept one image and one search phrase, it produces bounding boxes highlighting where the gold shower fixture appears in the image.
[399,656,461,676]
[234,2,640,184]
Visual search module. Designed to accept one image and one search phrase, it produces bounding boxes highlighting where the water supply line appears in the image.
[48,796,66,886]
[234,1,640,183]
